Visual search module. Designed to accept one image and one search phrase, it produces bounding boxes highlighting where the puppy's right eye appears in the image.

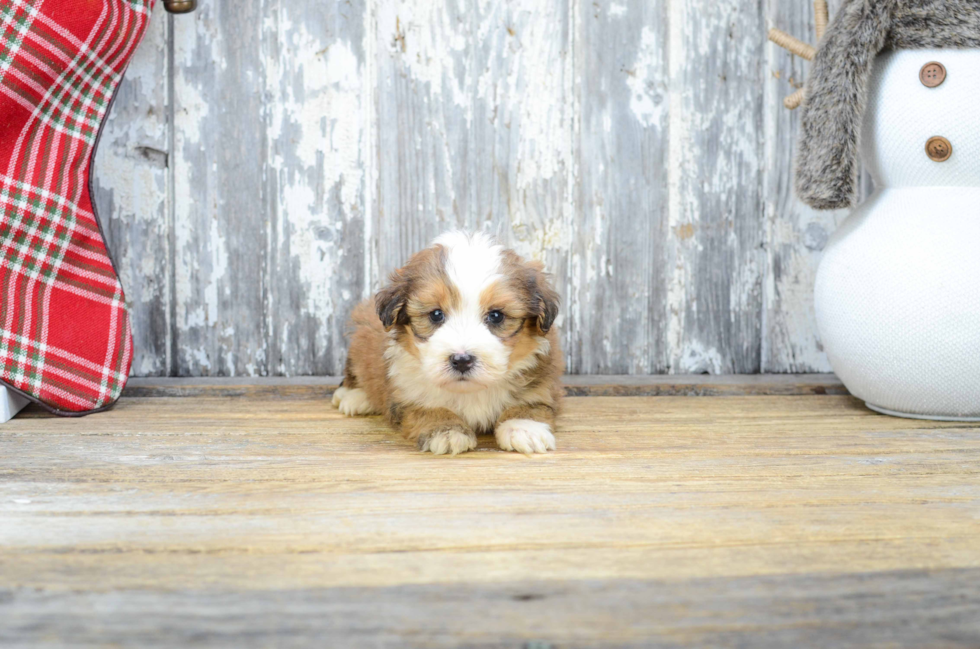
[429,309,445,324]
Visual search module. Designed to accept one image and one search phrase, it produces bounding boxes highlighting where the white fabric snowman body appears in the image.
[815,49,980,420]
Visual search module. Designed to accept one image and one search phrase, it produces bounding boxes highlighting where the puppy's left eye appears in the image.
[487,310,505,325]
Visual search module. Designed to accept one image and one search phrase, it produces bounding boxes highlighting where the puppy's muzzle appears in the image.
[449,353,476,375]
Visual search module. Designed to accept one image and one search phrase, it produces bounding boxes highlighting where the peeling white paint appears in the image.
[172,8,215,343]
[677,341,724,374]
[627,26,666,128]
[377,0,471,115]
[187,347,211,371]
[100,0,823,378]
[172,74,209,148]
[203,214,228,327]
[361,0,378,299]
[664,0,766,373]
[265,7,367,360]
[169,1,251,377]
[666,0,692,371]
[185,307,206,329]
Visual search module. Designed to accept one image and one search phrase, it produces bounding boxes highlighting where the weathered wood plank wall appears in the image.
[94,0,846,377]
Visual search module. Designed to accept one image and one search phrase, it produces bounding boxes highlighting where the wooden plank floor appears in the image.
[2,388,980,647]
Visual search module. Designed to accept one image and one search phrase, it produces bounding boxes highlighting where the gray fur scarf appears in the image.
[796,0,980,209]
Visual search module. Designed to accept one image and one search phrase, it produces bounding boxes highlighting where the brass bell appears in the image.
[163,0,197,13]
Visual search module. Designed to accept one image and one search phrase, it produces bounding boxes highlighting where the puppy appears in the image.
[332,231,563,455]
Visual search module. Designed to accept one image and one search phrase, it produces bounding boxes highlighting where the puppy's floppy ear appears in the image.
[376,245,447,331]
[375,273,410,331]
[524,260,560,333]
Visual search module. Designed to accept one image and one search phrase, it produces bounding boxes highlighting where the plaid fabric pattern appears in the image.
[0,0,154,414]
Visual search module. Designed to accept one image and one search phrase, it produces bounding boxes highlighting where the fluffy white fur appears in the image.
[331,386,379,416]
[418,427,478,455]
[495,418,556,454]
[418,232,510,394]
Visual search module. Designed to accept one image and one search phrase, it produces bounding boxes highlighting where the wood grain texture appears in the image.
[4,570,979,648]
[91,0,851,377]
[762,0,846,372]
[263,0,371,376]
[171,0,270,376]
[2,394,979,645]
[569,0,669,373]
[665,0,766,374]
[373,0,574,322]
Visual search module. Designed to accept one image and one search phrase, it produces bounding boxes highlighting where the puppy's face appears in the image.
[376,232,559,393]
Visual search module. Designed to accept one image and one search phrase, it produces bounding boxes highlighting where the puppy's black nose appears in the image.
[449,353,475,374]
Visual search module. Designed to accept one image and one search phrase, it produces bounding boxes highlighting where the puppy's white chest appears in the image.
[444,388,516,431]
[399,377,516,430]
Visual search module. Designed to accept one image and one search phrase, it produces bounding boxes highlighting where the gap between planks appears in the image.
[116,373,847,400]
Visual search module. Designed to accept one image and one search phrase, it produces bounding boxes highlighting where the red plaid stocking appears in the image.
[0,0,156,414]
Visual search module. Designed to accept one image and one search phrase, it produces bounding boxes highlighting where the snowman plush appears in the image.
[794,0,980,420]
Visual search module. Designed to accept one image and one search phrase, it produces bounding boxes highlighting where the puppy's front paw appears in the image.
[417,426,477,456]
[495,419,556,454]
[332,387,378,416]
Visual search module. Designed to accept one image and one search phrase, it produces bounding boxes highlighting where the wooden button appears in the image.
[920,62,946,87]
[925,136,952,162]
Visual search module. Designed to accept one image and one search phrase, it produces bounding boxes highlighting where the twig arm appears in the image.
[783,88,805,110]
[814,0,829,40]
[769,28,816,61]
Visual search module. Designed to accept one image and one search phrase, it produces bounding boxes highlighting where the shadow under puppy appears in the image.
[333,232,563,455]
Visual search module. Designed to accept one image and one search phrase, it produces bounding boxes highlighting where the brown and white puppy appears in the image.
[332,231,563,455]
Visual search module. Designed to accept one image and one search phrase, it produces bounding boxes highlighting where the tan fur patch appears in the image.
[404,273,459,339]
[478,281,528,339]
[481,252,561,375]
[398,406,469,442]
[495,250,560,335]
[506,326,543,370]
[498,403,557,427]
[343,299,391,413]
[375,245,449,331]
